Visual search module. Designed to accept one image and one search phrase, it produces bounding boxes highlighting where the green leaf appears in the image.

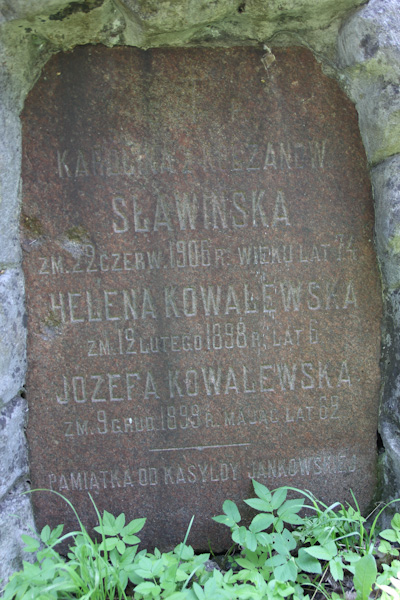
[252,480,272,502]
[354,554,377,600]
[392,514,400,530]
[134,581,162,595]
[245,530,257,552]
[40,525,51,543]
[151,557,165,578]
[175,567,190,582]
[21,534,40,552]
[119,571,129,590]
[379,540,397,555]
[94,523,117,536]
[98,537,118,551]
[280,513,305,526]
[265,554,287,567]
[176,543,194,560]
[297,548,322,574]
[271,532,290,556]
[121,517,146,536]
[236,558,257,570]
[271,488,288,510]
[114,512,126,534]
[330,556,344,582]
[102,510,116,529]
[325,540,338,557]
[232,525,248,547]
[116,539,126,554]
[249,513,274,533]
[213,514,236,527]
[122,534,141,545]
[281,528,296,552]
[213,569,224,585]
[279,498,305,513]
[274,558,298,582]
[274,517,284,533]
[135,567,154,579]
[343,551,362,564]
[303,544,335,561]
[192,581,205,600]
[255,532,272,547]
[48,524,64,545]
[244,498,273,512]
[223,500,241,523]
[380,530,398,543]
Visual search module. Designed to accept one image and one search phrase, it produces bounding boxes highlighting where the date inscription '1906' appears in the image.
[22,46,381,551]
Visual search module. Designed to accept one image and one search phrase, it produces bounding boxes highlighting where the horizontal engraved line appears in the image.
[149,443,251,453]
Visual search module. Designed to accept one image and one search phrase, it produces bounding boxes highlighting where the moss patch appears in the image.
[44,310,62,328]
[65,225,89,243]
[21,213,44,238]
[49,0,104,21]
[389,230,400,255]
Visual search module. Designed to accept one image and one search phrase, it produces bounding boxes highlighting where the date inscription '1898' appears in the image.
[22,46,381,551]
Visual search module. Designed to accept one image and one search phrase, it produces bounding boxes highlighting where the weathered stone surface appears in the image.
[0,0,398,583]
[0,0,70,23]
[0,397,32,586]
[373,155,400,290]
[337,0,400,165]
[380,374,400,484]
[0,396,29,498]
[0,268,27,407]
[0,481,36,586]
[372,155,400,522]
[117,0,365,51]
[0,24,49,590]
[337,0,400,67]
[22,46,381,550]
[378,289,400,528]
[0,0,366,61]
[0,109,22,265]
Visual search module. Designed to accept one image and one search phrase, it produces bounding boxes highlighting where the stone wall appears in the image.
[0,0,399,586]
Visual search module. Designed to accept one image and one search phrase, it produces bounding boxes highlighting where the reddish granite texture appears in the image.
[21,46,381,551]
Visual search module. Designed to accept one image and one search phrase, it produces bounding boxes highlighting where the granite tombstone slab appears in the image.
[21,46,381,550]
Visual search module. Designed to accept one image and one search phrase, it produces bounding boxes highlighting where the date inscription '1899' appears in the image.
[22,46,381,551]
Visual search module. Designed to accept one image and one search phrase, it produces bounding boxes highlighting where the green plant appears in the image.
[212,481,400,598]
[3,491,146,600]
[4,484,400,600]
[289,488,366,552]
[213,480,320,593]
[378,576,400,600]
[353,554,377,600]
[379,514,400,557]
[377,560,400,600]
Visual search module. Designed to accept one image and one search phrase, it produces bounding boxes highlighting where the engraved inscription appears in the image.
[55,361,351,405]
[35,235,356,276]
[22,46,381,549]
[63,395,342,439]
[46,280,357,324]
[46,449,358,494]
[111,190,290,234]
[85,319,319,357]
[56,140,328,180]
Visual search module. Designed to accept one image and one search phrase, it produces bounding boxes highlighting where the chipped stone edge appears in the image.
[1,0,400,588]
